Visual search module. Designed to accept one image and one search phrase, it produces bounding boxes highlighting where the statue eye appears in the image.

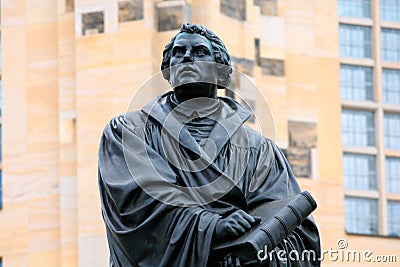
[173,48,184,57]
[196,49,207,57]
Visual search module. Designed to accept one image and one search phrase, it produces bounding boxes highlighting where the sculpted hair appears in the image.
[161,23,232,88]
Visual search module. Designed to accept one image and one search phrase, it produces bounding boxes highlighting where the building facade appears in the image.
[0,0,399,266]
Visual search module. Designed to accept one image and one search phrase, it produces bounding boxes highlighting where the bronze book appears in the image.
[209,191,317,266]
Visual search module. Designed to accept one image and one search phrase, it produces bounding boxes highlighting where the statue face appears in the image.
[169,32,217,88]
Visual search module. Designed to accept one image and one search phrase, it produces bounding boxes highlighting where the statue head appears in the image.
[161,23,232,91]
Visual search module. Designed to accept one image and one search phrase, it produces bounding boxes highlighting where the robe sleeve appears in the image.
[247,139,321,266]
[98,115,221,267]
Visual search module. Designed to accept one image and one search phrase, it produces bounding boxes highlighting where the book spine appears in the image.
[259,191,317,252]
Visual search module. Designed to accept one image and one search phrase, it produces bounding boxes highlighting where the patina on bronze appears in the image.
[98,23,321,267]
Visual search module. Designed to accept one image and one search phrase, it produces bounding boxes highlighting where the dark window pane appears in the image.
[157,5,184,32]
[340,64,373,101]
[345,197,378,235]
[82,11,104,36]
[259,58,285,76]
[254,0,277,16]
[66,0,74,12]
[343,153,377,190]
[118,0,144,22]
[339,24,372,58]
[220,0,246,21]
[342,109,375,147]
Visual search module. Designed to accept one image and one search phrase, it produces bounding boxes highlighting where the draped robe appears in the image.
[98,92,321,266]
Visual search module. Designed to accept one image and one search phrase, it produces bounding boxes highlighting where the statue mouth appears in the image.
[180,65,196,74]
[179,66,198,79]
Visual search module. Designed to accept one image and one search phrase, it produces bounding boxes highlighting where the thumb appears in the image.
[253,216,262,224]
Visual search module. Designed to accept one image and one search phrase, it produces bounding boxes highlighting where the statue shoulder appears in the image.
[109,110,153,129]
[102,110,157,140]
[239,125,275,149]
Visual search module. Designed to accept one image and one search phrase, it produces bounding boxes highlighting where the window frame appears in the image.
[338,0,371,19]
[381,28,400,63]
[341,109,376,147]
[339,24,373,59]
[340,64,374,101]
[380,0,400,22]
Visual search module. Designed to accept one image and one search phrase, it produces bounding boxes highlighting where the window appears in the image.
[66,0,74,12]
[345,197,378,235]
[338,0,370,18]
[340,0,400,239]
[254,0,277,16]
[0,79,2,116]
[343,153,376,190]
[118,0,144,22]
[0,171,2,209]
[388,201,400,237]
[381,0,400,22]
[0,124,2,162]
[339,24,372,58]
[382,28,400,62]
[0,32,2,69]
[340,64,373,101]
[157,5,185,32]
[285,121,317,179]
[0,10,2,211]
[384,113,400,150]
[220,0,246,21]
[81,11,104,36]
[386,157,400,194]
[259,58,285,76]
[383,69,400,105]
[342,109,375,147]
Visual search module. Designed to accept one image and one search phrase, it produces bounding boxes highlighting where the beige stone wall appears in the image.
[0,0,399,266]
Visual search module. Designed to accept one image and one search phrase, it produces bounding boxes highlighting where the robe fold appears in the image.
[98,92,321,266]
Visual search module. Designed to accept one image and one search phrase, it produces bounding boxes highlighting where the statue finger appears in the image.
[234,210,256,224]
[235,257,241,267]
[227,254,233,266]
[236,217,252,230]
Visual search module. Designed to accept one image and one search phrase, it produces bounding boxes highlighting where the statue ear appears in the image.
[216,64,231,88]
[162,68,170,82]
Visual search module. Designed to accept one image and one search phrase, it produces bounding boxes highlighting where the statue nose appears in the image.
[182,51,193,63]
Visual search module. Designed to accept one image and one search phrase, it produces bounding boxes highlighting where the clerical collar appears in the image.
[168,93,221,121]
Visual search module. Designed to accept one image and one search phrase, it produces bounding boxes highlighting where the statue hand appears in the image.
[215,210,261,242]
[219,254,242,267]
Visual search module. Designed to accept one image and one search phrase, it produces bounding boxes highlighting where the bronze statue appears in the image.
[98,23,321,266]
